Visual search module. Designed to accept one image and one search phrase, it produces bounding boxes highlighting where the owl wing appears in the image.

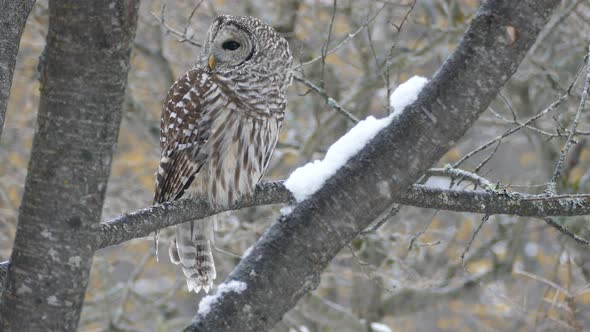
[154,67,222,204]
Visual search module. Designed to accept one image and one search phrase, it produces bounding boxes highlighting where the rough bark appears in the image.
[0,0,36,139]
[0,1,139,331]
[96,183,590,251]
[186,1,561,331]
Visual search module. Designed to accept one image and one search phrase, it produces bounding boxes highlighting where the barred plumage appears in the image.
[154,15,292,293]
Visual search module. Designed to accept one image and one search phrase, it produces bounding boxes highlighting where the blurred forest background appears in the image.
[2,0,590,331]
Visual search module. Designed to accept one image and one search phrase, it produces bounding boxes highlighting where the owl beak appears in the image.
[208,54,216,70]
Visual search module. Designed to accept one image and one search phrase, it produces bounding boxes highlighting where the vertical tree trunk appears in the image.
[0,1,138,330]
[0,0,36,139]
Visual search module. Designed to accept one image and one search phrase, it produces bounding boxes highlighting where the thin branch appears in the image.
[543,217,589,246]
[383,0,417,114]
[426,166,495,190]
[460,214,490,268]
[293,3,388,70]
[151,2,203,47]
[319,0,337,89]
[454,92,571,168]
[293,74,359,123]
[546,43,590,194]
[454,59,586,168]
[488,107,557,138]
[361,204,400,234]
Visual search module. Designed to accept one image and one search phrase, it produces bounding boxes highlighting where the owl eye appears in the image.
[222,40,241,51]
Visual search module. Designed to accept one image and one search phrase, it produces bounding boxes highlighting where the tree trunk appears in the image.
[0,1,138,331]
[0,0,36,139]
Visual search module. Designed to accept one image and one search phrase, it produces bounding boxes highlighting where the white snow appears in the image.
[242,245,254,258]
[280,205,294,215]
[289,327,310,332]
[197,280,247,316]
[370,322,393,332]
[389,75,428,116]
[285,76,428,202]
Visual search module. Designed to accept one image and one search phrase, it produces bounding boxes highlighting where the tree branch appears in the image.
[98,181,292,249]
[0,0,36,139]
[94,181,590,251]
[4,175,590,293]
[184,1,561,330]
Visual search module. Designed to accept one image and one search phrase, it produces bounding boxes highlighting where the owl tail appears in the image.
[169,218,216,293]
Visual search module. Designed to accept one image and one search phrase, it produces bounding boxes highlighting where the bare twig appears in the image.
[472,140,501,174]
[383,0,417,114]
[361,204,401,234]
[529,0,586,55]
[543,217,589,246]
[293,74,359,123]
[460,214,490,268]
[546,43,590,194]
[426,166,495,190]
[113,252,151,324]
[293,3,388,70]
[455,59,586,168]
[454,93,570,168]
[151,1,203,47]
[320,0,338,89]
[488,107,557,138]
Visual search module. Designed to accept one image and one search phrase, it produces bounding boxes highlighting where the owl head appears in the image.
[199,15,292,80]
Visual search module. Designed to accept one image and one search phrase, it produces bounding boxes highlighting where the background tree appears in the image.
[0,0,139,330]
[1,0,590,331]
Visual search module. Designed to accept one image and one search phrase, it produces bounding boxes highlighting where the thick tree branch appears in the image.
[0,0,36,139]
[4,177,590,293]
[94,181,590,252]
[185,1,561,331]
[98,181,292,249]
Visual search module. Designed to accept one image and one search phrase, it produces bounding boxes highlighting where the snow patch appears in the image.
[285,76,428,202]
[197,280,247,316]
[280,205,294,216]
[243,246,253,258]
[389,75,428,115]
[370,322,392,332]
[289,327,310,332]
[285,116,390,202]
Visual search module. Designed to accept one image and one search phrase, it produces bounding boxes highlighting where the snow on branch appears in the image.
[286,76,428,202]
[197,280,247,317]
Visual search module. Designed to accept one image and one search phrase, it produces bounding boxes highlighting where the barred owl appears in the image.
[154,15,293,293]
